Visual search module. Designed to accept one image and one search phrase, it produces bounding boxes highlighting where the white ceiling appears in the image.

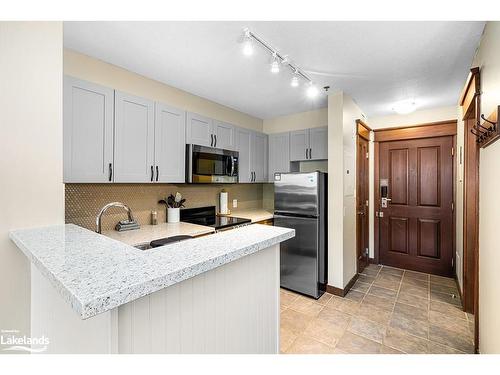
[63,21,485,120]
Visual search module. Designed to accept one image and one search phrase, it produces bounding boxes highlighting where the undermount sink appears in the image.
[134,235,194,251]
[134,243,152,251]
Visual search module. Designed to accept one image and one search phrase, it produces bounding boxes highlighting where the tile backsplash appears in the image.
[65,183,264,231]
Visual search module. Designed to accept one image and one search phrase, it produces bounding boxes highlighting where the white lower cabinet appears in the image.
[268,132,290,181]
[113,91,155,183]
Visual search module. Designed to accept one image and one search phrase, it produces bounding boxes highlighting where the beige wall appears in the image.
[471,21,500,354]
[263,107,327,134]
[0,22,64,343]
[64,49,263,132]
[368,105,458,129]
[328,92,363,288]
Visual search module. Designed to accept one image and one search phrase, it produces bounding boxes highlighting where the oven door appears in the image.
[186,144,239,183]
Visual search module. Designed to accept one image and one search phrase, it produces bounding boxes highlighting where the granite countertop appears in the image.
[9,223,294,320]
[102,222,215,246]
[227,208,274,223]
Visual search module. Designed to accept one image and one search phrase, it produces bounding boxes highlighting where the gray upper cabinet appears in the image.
[212,120,235,150]
[290,129,309,161]
[114,91,155,183]
[235,127,252,183]
[290,127,327,161]
[309,127,328,160]
[268,132,290,181]
[252,132,268,183]
[186,112,213,147]
[63,76,114,183]
[155,103,186,183]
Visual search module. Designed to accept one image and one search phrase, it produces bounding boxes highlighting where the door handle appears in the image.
[151,165,154,182]
[156,166,159,182]
[108,163,113,182]
[357,211,365,215]
[309,148,312,159]
[214,134,217,147]
[305,148,308,160]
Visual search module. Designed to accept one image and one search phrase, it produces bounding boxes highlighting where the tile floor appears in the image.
[280,265,474,354]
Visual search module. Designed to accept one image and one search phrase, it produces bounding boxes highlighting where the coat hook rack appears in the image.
[471,105,499,148]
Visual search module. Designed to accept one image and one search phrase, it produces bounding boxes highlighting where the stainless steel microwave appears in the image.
[186,144,239,183]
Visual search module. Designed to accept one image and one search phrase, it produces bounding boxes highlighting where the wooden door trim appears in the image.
[373,126,456,272]
[373,120,457,142]
[460,67,481,352]
[356,119,372,141]
[356,128,370,273]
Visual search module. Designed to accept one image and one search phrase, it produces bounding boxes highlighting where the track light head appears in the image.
[270,53,280,74]
[242,29,254,56]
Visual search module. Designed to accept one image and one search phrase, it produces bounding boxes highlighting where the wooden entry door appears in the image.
[379,136,454,276]
[357,135,370,273]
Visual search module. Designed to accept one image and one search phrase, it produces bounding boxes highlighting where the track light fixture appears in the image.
[240,28,322,99]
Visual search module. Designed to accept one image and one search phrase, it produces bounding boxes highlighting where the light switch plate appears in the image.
[232,199,238,208]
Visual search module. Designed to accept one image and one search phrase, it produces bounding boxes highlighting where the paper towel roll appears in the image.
[220,191,228,214]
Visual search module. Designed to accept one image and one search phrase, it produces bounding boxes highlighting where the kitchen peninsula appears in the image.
[9,223,294,354]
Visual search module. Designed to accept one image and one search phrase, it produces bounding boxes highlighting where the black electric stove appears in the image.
[180,206,251,230]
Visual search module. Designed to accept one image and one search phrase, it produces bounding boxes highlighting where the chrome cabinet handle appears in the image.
[108,163,113,182]
[156,166,159,182]
[151,165,154,182]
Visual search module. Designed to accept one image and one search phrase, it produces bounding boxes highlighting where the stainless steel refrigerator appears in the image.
[274,171,327,299]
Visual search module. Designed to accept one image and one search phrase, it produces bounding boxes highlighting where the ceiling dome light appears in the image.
[392,100,416,114]
[291,76,299,87]
[306,83,319,98]
[270,53,280,74]
[242,29,253,56]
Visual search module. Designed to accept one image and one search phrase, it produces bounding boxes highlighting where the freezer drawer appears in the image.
[274,214,322,298]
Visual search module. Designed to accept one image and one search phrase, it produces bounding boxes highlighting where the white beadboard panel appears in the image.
[117,244,279,354]
[31,265,114,354]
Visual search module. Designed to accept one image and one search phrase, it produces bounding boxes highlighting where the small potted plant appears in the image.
[159,192,185,223]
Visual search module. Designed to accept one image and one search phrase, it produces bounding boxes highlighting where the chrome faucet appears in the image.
[96,202,135,233]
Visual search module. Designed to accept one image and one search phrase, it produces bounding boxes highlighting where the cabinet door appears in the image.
[186,112,213,147]
[289,129,309,161]
[251,132,268,183]
[268,132,290,181]
[114,91,155,182]
[235,128,252,183]
[212,120,235,150]
[155,103,186,183]
[63,76,114,182]
[309,127,328,160]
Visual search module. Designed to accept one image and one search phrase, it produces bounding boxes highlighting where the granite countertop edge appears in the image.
[9,224,294,320]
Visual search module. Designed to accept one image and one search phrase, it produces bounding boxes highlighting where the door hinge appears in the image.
[452,257,454,268]
[451,202,454,212]
[366,152,369,159]
[365,248,369,256]
[451,147,454,156]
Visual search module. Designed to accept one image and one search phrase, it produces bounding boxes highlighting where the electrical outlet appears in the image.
[233,199,238,208]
